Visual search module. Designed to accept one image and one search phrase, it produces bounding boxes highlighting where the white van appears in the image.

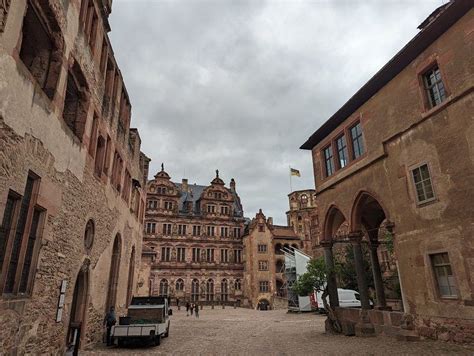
[314,288,372,312]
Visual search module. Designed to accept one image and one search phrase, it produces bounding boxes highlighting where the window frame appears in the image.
[349,121,365,160]
[0,173,46,297]
[422,64,447,109]
[322,144,335,177]
[429,252,459,300]
[335,134,349,169]
[410,162,437,206]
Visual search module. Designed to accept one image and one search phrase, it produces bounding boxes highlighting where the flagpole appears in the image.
[289,165,293,193]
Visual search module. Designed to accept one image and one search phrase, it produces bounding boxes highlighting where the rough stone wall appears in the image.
[309,9,473,342]
[0,0,146,354]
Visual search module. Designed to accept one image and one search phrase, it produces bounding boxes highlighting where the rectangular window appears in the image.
[258,261,269,271]
[411,164,435,204]
[1,173,45,296]
[220,227,228,237]
[161,247,171,262]
[206,248,214,263]
[162,223,172,235]
[336,134,349,169]
[430,253,458,298]
[177,247,186,262]
[164,201,173,210]
[63,65,89,141]
[234,249,242,263]
[178,224,187,236]
[220,206,229,215]
[259,281,269,293]
[192,225,201,236]
[19,1,61,100]
[350,122,365,159]
[146,222,156,234]
[192,247,200,262]
[220,249,228,263]
[257,244,267,253]
[233,227,241,238]
[423,65,446,108]
[323,145,335,177]
[207,226,215,236]
[207,205,215,213]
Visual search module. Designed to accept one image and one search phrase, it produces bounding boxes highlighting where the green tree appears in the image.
[292,257,341,333]
[335,245,374,292]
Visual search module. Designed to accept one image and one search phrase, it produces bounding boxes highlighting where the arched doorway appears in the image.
[67,260,89,355]
[106,234,121,311]
[257,298,270,311]
[351,192,394,309]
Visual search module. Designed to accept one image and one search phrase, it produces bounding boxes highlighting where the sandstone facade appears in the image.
[138,169,246,305]
[242,210,302,309]
[0,0,149,354]
[286,189,319,256]
[301,1,473,342]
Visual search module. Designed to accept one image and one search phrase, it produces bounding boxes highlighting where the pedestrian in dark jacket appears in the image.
[190,303,194,316]
[195,303,199,318]
[103,306,116,346]
[186,302,190,316]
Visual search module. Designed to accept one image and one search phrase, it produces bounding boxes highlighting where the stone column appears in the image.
[368,239,387,309]
[321,240,339,308]
[349,232,370,310]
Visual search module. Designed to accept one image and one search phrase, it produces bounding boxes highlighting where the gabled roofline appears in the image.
[300,0,472,150]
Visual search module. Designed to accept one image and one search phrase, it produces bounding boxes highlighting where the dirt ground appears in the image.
[84,307,474,355]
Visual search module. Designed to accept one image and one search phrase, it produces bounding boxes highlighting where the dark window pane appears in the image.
[4,176,35,294]
[0,194,17,272]
[19,208,41,293]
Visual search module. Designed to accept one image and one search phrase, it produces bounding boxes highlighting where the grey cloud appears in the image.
[111,0,441,224]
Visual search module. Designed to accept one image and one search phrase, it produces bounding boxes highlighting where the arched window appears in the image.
[126,246,136,305]
[159,279,169,297]
[191,279,199,302]
[106,234,121,311]
[206,279,214,301]
[234,279,241,291]
[221,279,228,302]
[176,278,184,291]
[84,219,94,251]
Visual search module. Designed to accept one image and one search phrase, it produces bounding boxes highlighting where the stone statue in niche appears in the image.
[171,247,177,261]
[201,249,206,261]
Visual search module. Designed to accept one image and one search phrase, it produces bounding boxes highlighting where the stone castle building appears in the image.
[242,210,301,309]
[138,168,246,305]
[0,0,149,354]
[301,0,473,342]
[286,189,319,256]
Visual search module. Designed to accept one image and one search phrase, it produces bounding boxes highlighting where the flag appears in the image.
[290,168,300,177]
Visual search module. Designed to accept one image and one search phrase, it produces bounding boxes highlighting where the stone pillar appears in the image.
[349,232,370,310]
[368,239,387,309]
[321,240,339,308]
[349,232,375,337]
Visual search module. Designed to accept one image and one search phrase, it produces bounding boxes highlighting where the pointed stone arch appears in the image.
[323,204,348,241]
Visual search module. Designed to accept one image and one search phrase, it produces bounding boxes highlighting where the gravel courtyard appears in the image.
[84,307,473,355]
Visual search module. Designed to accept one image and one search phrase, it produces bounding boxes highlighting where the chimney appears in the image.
[182,178,188,192]
[267,217,273,226]
[230,178,236,191]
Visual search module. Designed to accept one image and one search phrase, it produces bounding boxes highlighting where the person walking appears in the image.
[103,306,116,346]
[186,301,190,316]
[195,303,199,318]
[190,303,194,316]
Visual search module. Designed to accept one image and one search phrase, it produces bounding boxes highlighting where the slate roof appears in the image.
[174,182,244,218]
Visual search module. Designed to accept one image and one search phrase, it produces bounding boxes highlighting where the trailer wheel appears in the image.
[117,339,125,347]
[154,334,161,346]
[164,324,170,338]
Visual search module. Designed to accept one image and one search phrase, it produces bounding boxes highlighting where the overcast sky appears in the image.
[110,0,444,224]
